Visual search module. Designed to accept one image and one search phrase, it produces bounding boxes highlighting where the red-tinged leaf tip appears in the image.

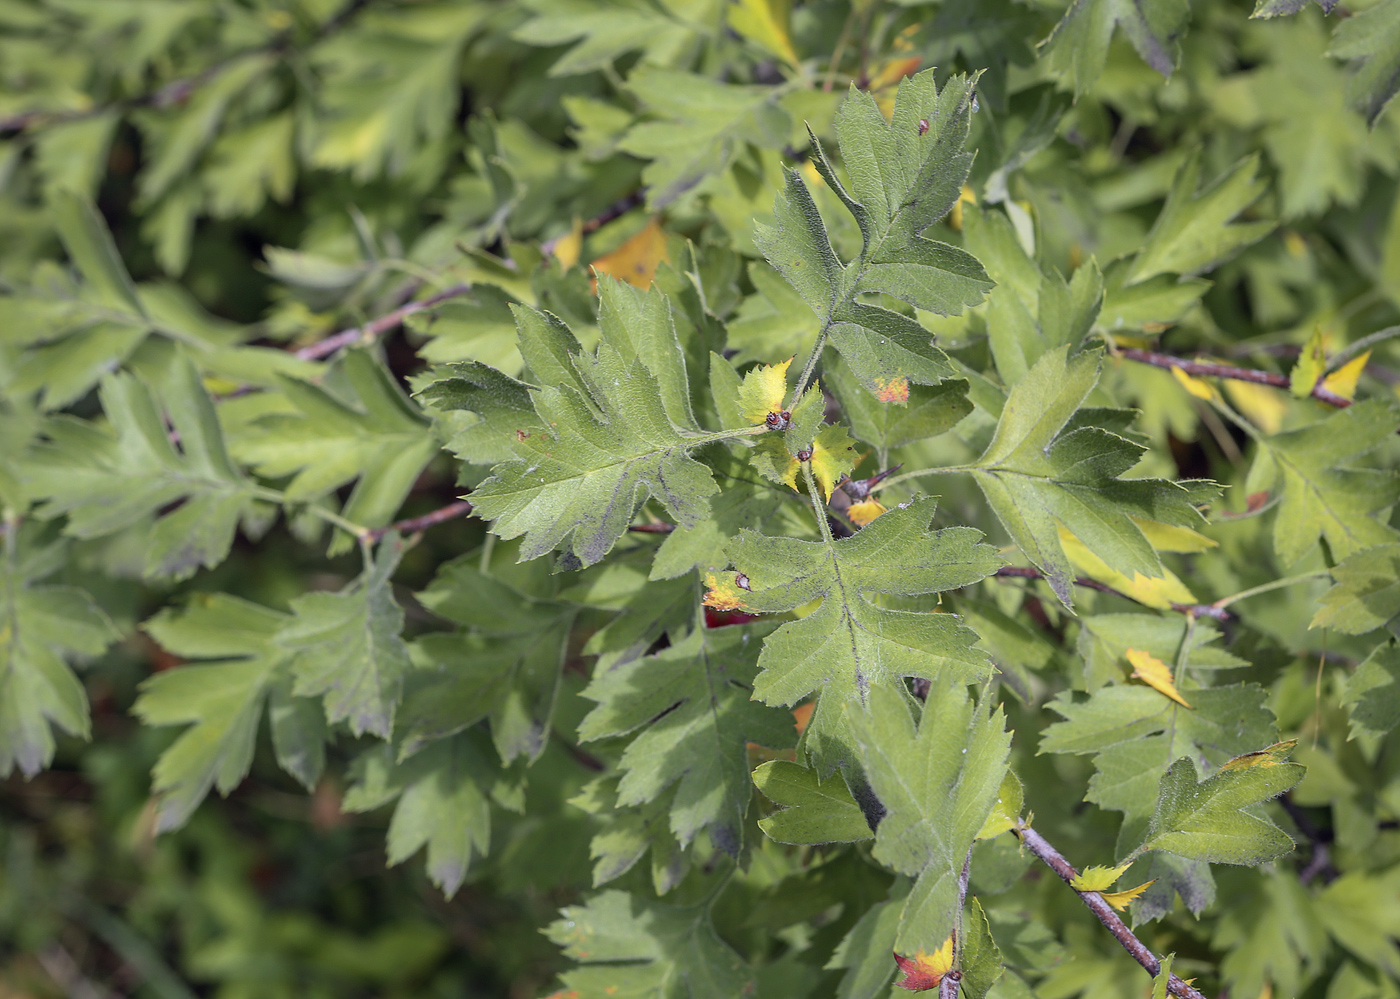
[874,377,910,403]
[893,935,955,991]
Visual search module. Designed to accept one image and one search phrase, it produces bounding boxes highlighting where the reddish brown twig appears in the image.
[1117,347,1352,408]
[627,522,676,534]
[364,499,473,542]
[992,567,1232,621]
[1015,826,1210,999]
[295,283,472,361]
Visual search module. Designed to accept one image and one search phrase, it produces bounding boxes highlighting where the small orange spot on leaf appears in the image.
[874,377,910,403]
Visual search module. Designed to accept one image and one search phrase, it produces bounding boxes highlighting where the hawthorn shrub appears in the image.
[3,1,1400,997]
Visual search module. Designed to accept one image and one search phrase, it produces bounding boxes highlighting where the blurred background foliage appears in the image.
[3,0,1400,997]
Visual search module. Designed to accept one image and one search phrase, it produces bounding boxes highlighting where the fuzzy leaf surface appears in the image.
[852,683,1011,954]
[471,282,729,566]
[711,497,1001,771]
[276,540,412,739]
[579,626,796,852]
[972,347,1206,606]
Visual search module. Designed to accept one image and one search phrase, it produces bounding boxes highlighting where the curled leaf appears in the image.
[894,933,954,992]
[1127,648,1192,708]
[848,498,887,526]
[1100,880,1156,911]
[1322,350,1370,402]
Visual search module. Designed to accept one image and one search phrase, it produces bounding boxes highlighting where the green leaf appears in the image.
[136,594,292,831]
[1041,0,1191,94]
[412,360,537,466]
[235,348,437,548]
[472,286,731,567]
[1312,542,1400,634]
[1331,0,1400,126]
[27,355,257,580]
[1339,641,1400,739]
[546,889,754,998]
[961,896,1004,999]
[0,531,115,779]
[1126,152,1273,284]
[713,497,1001,772]
[1212,868,1329,999]
[1256,399,1400,566]
[1078,613,1246,691]
[1142,742,1305,865]
[620,67,791,207]
[852,682,1011,954]
[1315,867,1400,977]
[1042,683,1280,865]
[343,736,493,898]
[962,205,1102,386]
[308,8,484,180]
[752,759,874,844]
[572,778,691,893]
[407,555,575,764]
[972,347,1206,607]
[826,887,907,999]
[580,626,795,853]
[827,354,973,451]
[49,189,147,319]
[276,539,412,739]
[756,72,992,398]
[513,0,704,77]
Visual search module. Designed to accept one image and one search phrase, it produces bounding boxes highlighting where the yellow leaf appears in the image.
[1170,366,1220,403]
[727,0,801,69]
[1131,517,1217,554]
[1126,648,1192,708]
[975,771,1024,840]
[847,498,886,527]
[589,217,669,289]
[893,934,955,992]
[1070,862,1132,893]
[1059,528,1199,610]
[949,185,977,232]
[1322,350,1370,402]
[1100,880,1157,911]
[552,217,584,270]
[805,424,858,501]
[738,357,793,424]
[1219,739,1297,772]
[1289,326,1327,398]
[1224,380,1288,435]
[702,571,750,612]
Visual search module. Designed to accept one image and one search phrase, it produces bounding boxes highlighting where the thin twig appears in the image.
[992,567,1232,621]
[1014,826,1210,999]
[1118,347,1352,408]
[627,522,676,534]
[294,282,472,361]
[364,499,474,542]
